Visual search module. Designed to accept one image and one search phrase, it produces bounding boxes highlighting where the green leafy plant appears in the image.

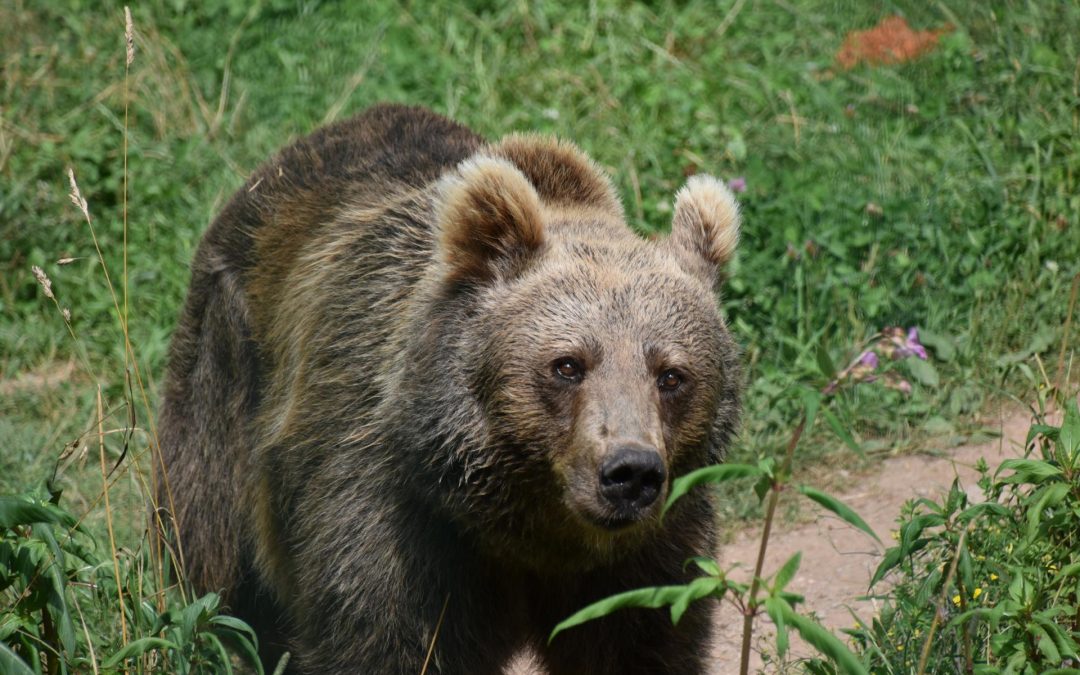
[848,398,1080,673]
[0,492,264,674]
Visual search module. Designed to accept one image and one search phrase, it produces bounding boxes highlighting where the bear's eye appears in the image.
[658,369,683,392]
[553,358,584,382]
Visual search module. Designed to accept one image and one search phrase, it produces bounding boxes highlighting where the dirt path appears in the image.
[708,410,1037,673]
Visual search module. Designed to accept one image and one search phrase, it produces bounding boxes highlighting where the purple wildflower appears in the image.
[858,350,879,368]
[879,326,928,360]
[727,177,747,193]
[905,327,928,360]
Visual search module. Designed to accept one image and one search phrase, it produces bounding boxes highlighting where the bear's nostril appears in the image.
[602,464,635,487]
[598,447,667,513]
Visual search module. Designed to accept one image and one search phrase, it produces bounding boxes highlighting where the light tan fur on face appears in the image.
[668,174,741,283]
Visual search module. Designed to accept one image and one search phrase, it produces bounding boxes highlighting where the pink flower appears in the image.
[727,177,747,193]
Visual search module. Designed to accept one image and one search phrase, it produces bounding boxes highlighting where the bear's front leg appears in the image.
[283,490,521,674]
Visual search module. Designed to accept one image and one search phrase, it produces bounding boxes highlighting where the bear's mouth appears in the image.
[591,511,648,531]
[577,502,659,533]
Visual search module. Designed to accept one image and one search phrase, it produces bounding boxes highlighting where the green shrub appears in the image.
[0,491,263,674]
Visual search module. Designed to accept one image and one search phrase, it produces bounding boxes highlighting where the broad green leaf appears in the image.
[214,622,265,675]
[764,596,790,658]
[815,345,837,380]
[179,592,220,642]
[1026,424,1060,448]
[551,584,701,641]
[797,486,881,543]
[780,604,869,674]
[103,637,181,668]
[1025,482,1070,541]
[35,524,77,660]
[669,576,723,625]
[959,548,974,599]
[1029,623,1061,663]
[663,464,761,515]
[210,613,260,643]
[1033,614,1079,659]
[683,556,721,577]
[204,632,234,675]
[917,328,956,362]
[870,548,903,587]
[0,498,78,530]
[957,502,1010,523]
[1060,397,1080,460]
[907,358,940,387]
[996,459,1063,484]
[773,552,802,593]
[0,642,35,675]
[821,409,864,458]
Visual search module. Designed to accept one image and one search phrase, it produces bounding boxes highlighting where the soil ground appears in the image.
[707,409,1039,673]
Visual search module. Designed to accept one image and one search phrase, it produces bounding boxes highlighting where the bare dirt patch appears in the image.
[709,410,1037,673]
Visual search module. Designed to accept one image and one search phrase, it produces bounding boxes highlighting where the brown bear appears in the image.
[157,103,742,674]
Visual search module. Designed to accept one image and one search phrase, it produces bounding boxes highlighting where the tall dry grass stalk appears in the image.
[56,6,190,625]
[98,385,128,645]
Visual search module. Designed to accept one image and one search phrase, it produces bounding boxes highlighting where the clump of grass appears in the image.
[1,8,263,673]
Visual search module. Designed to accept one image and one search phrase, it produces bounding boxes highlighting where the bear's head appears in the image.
[416,136,741,570]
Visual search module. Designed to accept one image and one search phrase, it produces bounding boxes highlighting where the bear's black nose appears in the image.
[599,446,666,512]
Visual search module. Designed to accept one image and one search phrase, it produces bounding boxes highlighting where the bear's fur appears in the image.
[157,103,742,674]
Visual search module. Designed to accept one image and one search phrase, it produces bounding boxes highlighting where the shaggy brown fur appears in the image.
[157,103,742,674]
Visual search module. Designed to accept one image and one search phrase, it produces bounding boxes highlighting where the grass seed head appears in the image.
[125,7,135,67]
[31,265,54,299]
[67,168,89,219]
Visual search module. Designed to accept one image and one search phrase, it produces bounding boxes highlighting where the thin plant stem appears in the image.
[98,385,128,645]
[739,414,807,675]
[916,522,973,675]
[420,594,451,675]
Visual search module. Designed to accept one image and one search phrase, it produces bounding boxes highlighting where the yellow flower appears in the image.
[973,587,983,600]
[890,530,900,541]
[913,628,922,638]
[990,573,998,581]
[897,644,904,652]
[952,594,961,606]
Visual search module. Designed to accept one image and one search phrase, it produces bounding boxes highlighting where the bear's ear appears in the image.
[437,157,545,285]
[490,134,623,216]
[666,175,740,285]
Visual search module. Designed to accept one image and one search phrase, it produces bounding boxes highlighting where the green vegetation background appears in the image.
[2,0,1078,517]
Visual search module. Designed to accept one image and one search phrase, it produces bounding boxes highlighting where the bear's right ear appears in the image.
[437,157,546,285]
[666,175,741,286]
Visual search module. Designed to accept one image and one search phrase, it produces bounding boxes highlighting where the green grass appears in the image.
[1,0,1078,670]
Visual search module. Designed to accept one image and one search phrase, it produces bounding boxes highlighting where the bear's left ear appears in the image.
[437,156,546,285]
[666,175,740,286]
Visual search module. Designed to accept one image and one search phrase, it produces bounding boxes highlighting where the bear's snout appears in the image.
[598,444,667,521]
